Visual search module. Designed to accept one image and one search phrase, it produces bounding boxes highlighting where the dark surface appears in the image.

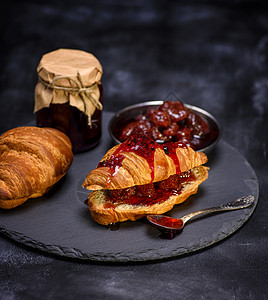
[0,114,259,262]
[0,1,267,299]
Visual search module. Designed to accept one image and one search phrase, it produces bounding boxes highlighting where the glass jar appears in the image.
[34,49,103,153]
[36,84,103,153]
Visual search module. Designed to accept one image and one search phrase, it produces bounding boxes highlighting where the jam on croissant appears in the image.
[106,171,197,207]
[83,136,209,225]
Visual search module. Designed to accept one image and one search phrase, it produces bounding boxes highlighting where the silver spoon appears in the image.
[147,195,255,238]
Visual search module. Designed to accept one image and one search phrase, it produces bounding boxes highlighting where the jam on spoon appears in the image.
[147,195,255,239]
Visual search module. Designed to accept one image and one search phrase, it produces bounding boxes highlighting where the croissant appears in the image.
[83,136,209,225]
[0,126,73,209]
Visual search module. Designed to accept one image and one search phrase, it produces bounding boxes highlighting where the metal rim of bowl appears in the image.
[108,100,221,153]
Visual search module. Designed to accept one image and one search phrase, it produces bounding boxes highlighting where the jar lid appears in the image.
[34,49,103,124]
[37,48,102,87]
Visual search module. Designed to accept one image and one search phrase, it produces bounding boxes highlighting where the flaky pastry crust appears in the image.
[83,144,207,190]
[82,138,209,225]
[0,126,73,209]
[87,166,209,225]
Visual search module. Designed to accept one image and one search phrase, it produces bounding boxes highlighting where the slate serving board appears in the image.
[0,112,259,262]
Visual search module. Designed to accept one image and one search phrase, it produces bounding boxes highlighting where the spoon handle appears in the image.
[181,195,255,224]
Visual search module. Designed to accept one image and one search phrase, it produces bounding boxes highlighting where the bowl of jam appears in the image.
[109,100,221,153]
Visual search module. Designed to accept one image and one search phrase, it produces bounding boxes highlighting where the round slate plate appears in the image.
[0,112,259,262]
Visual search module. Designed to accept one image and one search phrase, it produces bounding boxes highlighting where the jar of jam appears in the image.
[34,48,103,153]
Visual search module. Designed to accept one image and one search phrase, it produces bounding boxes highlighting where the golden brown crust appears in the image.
[87,166,209,225]
[82,144,207,190]
[0,126,73,209]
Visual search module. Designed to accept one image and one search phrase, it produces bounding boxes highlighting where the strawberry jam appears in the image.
[117,101,219,151]
[153,216,184,230]
[98,136,187,183]
[106,170,196,206]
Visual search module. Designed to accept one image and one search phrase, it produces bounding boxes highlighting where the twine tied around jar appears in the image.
[38,71,103,126]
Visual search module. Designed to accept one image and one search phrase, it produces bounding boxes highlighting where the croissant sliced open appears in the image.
[83,137,209,225]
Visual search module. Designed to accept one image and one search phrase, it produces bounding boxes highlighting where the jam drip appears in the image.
[98,136,157,182]
[162,143,185,174]
[106,170,196,207]
[98,136,186,184]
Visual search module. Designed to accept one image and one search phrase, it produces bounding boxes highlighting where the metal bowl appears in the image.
[108,101,221,154]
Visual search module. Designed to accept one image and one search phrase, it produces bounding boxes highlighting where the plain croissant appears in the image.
[0,126,73,209]
[83,137,209,225]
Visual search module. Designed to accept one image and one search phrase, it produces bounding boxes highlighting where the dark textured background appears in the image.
[1,1,268,299]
